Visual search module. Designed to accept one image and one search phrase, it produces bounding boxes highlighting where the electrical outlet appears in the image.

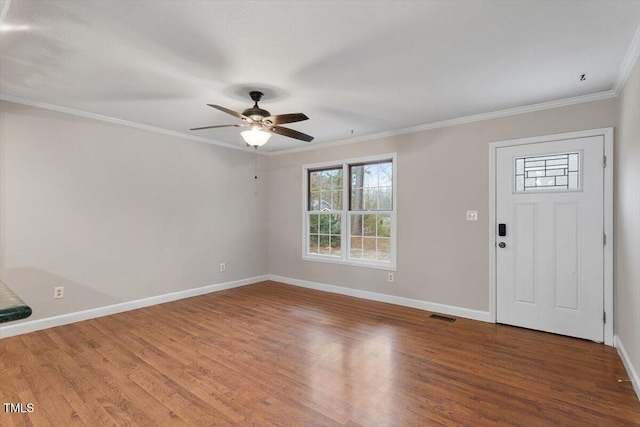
[54,286,64,299]
[466,210,479,221]
[387,272,394,282]
[220,262,226,273]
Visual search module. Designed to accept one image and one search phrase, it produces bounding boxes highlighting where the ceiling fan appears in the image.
[190,91,314,147]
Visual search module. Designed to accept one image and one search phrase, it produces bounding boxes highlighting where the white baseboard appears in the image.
[1,274,491,338]
[0,275,270,339]
[615,335,640,403]
[269,274,491,322]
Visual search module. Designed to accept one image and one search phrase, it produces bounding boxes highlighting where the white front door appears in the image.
[496,135,604,342]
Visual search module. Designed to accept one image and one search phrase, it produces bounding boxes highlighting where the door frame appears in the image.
[489,128,614,345]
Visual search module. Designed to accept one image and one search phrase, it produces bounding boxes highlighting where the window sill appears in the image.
[302,254,397,271]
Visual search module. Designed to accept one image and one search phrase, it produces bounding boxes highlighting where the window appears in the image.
[515,152,581,192]
[303,154,396,270]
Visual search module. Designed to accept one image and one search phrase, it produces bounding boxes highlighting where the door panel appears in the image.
[554,203,579,310]
[514,203,536,304]
[496,136,604,342]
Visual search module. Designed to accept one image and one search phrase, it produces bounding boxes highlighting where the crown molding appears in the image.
[0,89,618,158]
[0,93,261,154]
[269,90,617,156]
[613,24,640,95]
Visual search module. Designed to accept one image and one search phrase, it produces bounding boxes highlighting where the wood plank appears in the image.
[1,281,638,426]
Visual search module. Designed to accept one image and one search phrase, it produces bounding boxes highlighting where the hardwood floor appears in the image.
[1,281,638,426]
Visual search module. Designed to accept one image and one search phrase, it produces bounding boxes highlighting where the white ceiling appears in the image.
[1,0,639,153]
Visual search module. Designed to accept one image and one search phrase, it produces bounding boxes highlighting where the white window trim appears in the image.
[301,153,397,271]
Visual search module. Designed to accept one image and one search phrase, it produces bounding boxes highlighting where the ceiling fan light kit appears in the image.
[241,129,271,147]
[190,91,314,148]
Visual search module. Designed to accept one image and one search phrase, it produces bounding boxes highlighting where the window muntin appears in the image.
[349,213,391,261]
[308,213,342,256]
[350,161,393,211]
[515,152,580,192]
[304,154,396,270]
[309,167,343,211]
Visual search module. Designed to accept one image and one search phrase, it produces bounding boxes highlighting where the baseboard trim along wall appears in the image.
[269,275,492,323]
[0,275,270,339]
[615,335,640,402]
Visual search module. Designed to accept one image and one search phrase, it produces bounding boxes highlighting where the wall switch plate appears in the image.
[387,272,394,282]
[466,210,479,221]
[54,286,64,299]
[219,262,226,273]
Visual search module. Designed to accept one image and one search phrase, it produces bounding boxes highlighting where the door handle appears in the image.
[498,242,506,248]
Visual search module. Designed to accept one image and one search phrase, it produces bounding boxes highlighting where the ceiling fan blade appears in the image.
[270,125,314,142]
[208,104,248,120]
[265,113,309,125]
[190,124,246,131]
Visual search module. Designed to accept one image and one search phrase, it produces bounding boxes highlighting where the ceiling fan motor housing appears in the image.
[242,106,271,120]
[243,91,270,121]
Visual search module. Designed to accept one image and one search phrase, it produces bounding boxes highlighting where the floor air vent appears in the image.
[430,314,456,323]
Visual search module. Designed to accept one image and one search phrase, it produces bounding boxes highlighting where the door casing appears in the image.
[489,128,614,345]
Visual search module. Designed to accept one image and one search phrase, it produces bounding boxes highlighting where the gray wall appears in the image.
[0,101,268,322]
[268,98,618,312]
[615,58,640,385]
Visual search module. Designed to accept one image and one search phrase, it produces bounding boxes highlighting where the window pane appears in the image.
[351,214,363,236]
[568,153,579,171]
[310,172,320,192]
[350,236,363,258]
[363,237,377,260]
[309,214,319,234]
[331,214,342,235]
[351,189,364,210]
[310,168,342,210]
[319,214,330,234]
[318,171,329,190]
[379,187,392,210]
[351,165,364,185]
[350,161,393,211]
[364,188,378,210]
[309,191,320,211]
[378,162,392,186]
[318,235,330,254]
[514,152,580,192]
[320,191,332,210]
[346,214,393,261]
[363,214,376,236]
[377,238,391,261]
[332,191,343,210]
[569,171,578,188]
[331,172,343,191]
[307,213,341,257]
[377,215,391,238]
[350,165,365,210]
[309,234,319,254]
[330,235,341,256]
[363,164,378,187]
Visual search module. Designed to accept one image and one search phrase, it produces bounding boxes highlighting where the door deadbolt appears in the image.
[498,242,506,248]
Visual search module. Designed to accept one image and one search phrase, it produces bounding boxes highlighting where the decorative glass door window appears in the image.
[515,152,580,192]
